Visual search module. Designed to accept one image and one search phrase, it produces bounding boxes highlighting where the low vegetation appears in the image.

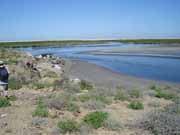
[32,99,49,117]
[57,119,79,134]
[128,100,144,110]
[139,100,180,135]
[83,111,108,129]
[0,97,11,108]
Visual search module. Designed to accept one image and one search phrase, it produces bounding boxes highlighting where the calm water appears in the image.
[18,43,180,83]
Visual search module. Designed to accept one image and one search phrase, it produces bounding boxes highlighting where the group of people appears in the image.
[0,61,9,97]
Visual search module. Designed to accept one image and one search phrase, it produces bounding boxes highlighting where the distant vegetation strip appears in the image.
[0,39,180,48]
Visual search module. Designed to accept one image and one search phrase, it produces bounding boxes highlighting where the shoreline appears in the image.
[65,59,180,90]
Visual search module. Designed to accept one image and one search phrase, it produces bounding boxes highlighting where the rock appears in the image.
[31,118,48,128]
[48,109,57,119]
[0,114,7,118]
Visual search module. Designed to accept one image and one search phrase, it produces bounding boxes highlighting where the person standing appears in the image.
[0,61,10,97]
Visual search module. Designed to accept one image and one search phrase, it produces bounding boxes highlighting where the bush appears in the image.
[128,101,144,110]
[154,89,177,100]
[80,80,93,90]
[114,90,129,101]
[83,100,106,110]
[0,97,11,107]
[66,102,80,113]
[9,78,23,90]
[44,71,58,78]
[46,93,79,112]
[32,99,48,117]
[140,111,180,135]
[83,111,108,129]
[104,115,123,131]
[57,119,79,134]
[79,94,91,102]
[33,82,53,89]
[129,89,142,98]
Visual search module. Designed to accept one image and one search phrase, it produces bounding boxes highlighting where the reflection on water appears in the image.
[18,43,180,83]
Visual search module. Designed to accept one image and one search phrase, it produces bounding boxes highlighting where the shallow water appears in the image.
[18,43,180,83]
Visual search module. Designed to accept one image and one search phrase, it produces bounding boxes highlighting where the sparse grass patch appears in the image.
[114,90,129,101]
[129,89,142,98]
[57,119,79,134]
[0,97,11,107]
[83,100,106,110]
[104,115,123,131]
[154,89,177,100]
[46,93,79,112]
[9,78,23,90]
[44,71,58,78]
[33,82,54,89]
[128,100,144,110]
[83,111,108,129]
[32,99,48,117]
[140,112,180,135]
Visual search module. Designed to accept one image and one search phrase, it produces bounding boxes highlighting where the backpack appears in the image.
[0,67,9,81]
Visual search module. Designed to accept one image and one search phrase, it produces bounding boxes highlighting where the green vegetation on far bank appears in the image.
[0,39,180,48]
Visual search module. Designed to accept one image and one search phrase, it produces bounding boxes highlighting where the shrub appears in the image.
[33,82,53,89]
[80,80,93,90]
[44,71,58,78]
[129,89,142,98]
[154,89,177,100]
[57,119,79,134]
[165,99,180,114]
[46,93,79,112]
[83,111,108,129]
[128,101,144,110]
[83,100,106,110]
[79,94,91,102]
[32,100,48,117]
[104,115,123,131]
[139,111,180,135]
[94,95,111,104]
[114,90,129,101]
[66,102,80,113]
[9,78,23,90]
[7,95,17,101]
[0,97,11,107]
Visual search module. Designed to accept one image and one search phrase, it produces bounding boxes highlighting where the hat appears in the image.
[0,61,4,65]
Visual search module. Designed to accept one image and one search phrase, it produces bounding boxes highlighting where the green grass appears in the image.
[83,111,108,129]
[0,97,11,108]
[128,101,144,110]
[32,99,48,117]
[57,119,79,134]
[9,78,23,90]
[155,89,177,100]
[1,39,179,48]
[114,90,129,101]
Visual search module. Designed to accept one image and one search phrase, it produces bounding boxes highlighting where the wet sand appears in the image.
[65,59,180,90]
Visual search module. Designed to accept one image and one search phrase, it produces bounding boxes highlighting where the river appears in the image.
[18,43,180,83]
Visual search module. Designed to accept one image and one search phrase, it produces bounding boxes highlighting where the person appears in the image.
[0,61,10,97]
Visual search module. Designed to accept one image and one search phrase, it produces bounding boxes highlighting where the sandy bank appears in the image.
[65,59,180,90]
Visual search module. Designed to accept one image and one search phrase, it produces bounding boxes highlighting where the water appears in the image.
[18,43,180,83]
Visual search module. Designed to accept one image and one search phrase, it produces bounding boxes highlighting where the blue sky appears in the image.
[0,0,180,41]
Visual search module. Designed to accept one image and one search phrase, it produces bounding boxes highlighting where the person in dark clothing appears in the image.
[0,61,10,97]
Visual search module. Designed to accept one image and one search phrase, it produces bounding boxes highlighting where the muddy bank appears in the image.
[65,59,180,90]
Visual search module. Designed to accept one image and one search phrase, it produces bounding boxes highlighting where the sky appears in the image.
[0,0,180,41]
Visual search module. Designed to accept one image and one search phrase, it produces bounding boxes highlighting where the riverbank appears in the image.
[65,59,180,90]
